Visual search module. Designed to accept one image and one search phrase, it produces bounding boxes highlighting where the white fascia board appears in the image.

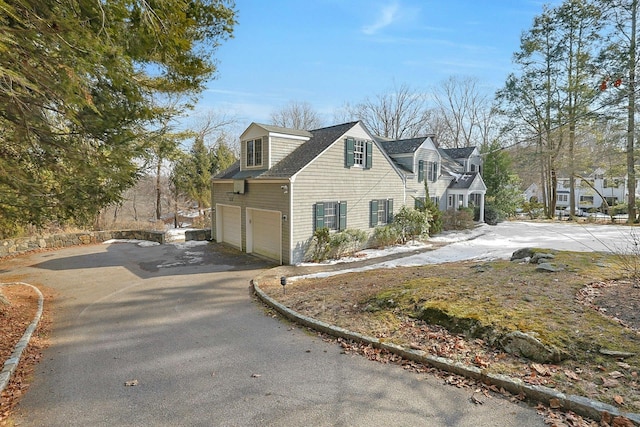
[268,132,310,141]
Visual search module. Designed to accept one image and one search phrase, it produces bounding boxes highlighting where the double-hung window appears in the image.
[345,138,372,169]
[246,138,262,167]
[428,161,438,182]
[370,199,393,227]
[314,201,347,231]
[418,161,439,182]
[354,140,364,166]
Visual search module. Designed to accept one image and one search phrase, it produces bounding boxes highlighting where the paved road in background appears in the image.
[1,240,545,426]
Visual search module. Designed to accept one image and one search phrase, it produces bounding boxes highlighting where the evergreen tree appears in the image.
[209,140,238,176]
[482,141,523,218]
[0,0,237,235]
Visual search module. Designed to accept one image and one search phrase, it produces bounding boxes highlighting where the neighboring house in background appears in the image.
[555,167,629,214]
[211,121,486,265]
[523,183,542,203]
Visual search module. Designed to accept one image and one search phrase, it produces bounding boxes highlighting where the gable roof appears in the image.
[216,122,360,180]
[437,148,463,174]
[442,147,477,160]
[255,122,358,178]
[379,137,430,155]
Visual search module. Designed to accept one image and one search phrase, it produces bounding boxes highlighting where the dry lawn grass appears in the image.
[260,250,640,413]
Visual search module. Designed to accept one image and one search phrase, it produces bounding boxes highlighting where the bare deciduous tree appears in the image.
[270,101,323,130]
[342,83,430,139]
[431,76,496,148]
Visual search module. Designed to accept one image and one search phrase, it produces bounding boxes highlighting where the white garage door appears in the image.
[249,209,281,263]
[218,205,241,249]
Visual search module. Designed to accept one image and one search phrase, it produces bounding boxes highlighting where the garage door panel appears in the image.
[220,205,241,249]
[251,210,280,262]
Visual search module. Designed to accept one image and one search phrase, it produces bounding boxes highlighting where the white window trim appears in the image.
[353,140,364,167]
[246,138,263,168]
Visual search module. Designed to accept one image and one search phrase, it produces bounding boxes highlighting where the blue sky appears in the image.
[194,0,559,127]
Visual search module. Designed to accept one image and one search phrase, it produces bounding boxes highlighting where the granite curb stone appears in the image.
[252,279,640,425]
[0,282,44,394]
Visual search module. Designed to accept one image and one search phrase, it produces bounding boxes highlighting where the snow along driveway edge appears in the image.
[251,279,640,425]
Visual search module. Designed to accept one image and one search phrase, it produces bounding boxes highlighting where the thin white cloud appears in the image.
[362,2,400,35]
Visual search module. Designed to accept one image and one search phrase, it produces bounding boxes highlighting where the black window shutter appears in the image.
[370,200,378,227]
[387,199,394,223]
[314,203,324,230]
[418,160,424,182]
[339,201,347,230]
[345,138,355,168]
[365,141,373,169]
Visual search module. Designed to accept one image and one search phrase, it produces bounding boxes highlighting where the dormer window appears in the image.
[246,138,262,167]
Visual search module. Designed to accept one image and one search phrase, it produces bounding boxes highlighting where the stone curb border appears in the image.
[0,282,44,394]
[252,279,640,426]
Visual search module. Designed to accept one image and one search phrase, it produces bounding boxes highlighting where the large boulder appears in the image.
[530,252,555,264]
[500,331,565,363]
[510,248,535,261]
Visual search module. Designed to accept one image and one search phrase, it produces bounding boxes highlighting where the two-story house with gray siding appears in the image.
[211,121,485,265]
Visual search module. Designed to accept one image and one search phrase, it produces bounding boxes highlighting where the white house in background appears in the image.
[524,183,542,203]
[554,167,634,213]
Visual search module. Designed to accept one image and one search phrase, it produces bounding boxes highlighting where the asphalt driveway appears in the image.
[1,240,545,426]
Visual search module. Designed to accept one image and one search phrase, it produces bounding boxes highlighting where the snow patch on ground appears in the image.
[103,239,160,247]
[296,241,432,267]
[172,240,209,250]
[291,221,634,281]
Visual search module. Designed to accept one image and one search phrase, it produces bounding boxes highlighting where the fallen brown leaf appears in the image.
[470,394,484,405]
[602,377,620,388]
[549,397,562,409]
[532,363,550,376]
[612,416,635,427]
[564,370,580,381]
[614,395,625,406]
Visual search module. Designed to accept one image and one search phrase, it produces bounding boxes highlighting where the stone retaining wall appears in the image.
[185,229,211,241]
[0,230,165,258]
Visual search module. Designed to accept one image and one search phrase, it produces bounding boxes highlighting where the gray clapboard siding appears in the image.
[212,181,291,263]
[290,125,405,264]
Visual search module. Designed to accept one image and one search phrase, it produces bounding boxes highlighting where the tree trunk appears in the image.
[174,192,179,229]
[627,0,638,224]
[156,160,162,220]
[550,165,558,217]
[132,191,138,222]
